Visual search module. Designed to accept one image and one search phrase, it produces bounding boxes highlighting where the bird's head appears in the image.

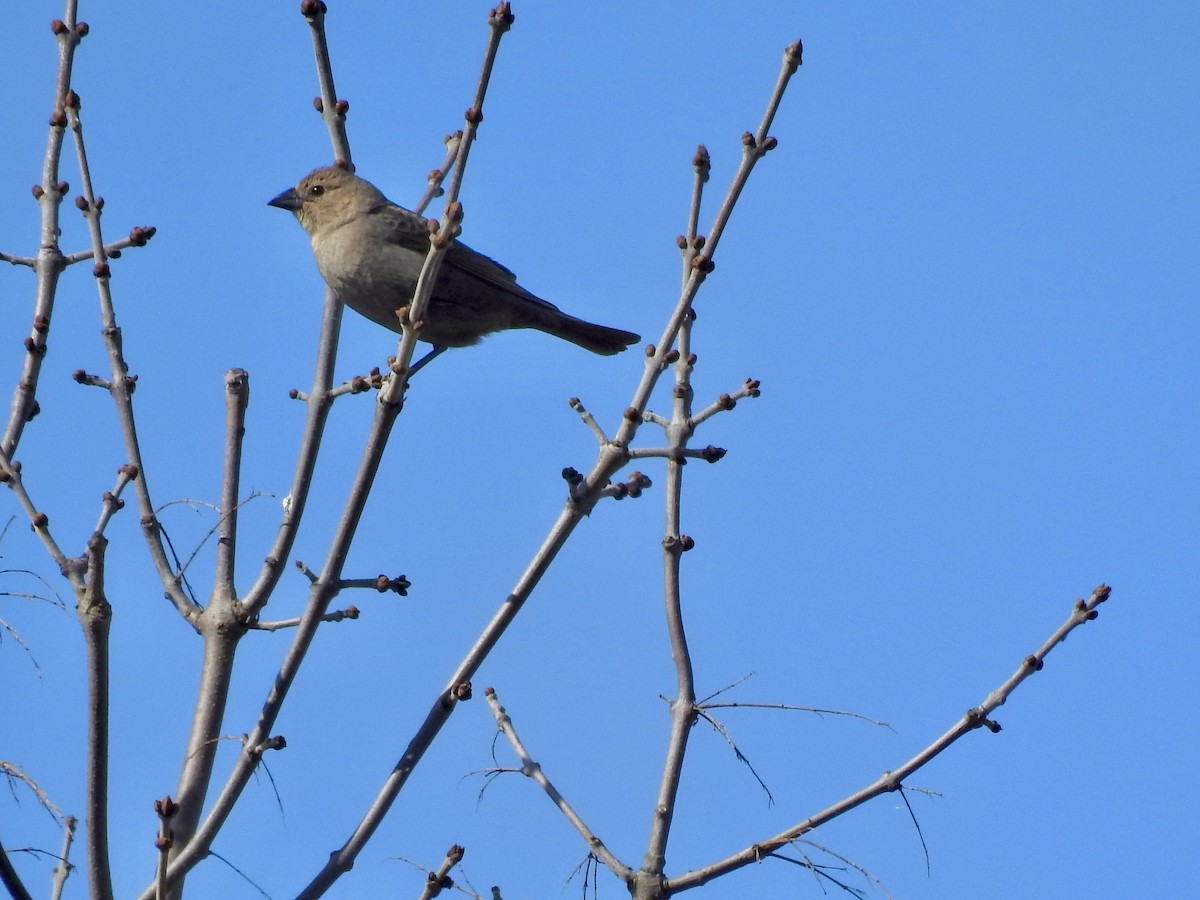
[268,166,385,236]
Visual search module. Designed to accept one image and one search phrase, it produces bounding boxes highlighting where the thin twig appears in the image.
[785,838,892,900]
[77,530,114,899]
[414,132,463,216]
[302,0,352,167]
[0,446,75,586]
[240,0,352,616]
[690,378,762,428]
[0,0,86,458]
[416,843,465,900]
[248,606,359,631]
[668,585,1112,891]
[485,689,633,883]
[61,227,157,266]
[698,701,893,731]
[48,815,76,900]
[91,464,138,538]
[642,279,700,878]
[215,370,250,597]
[694,709,774,805]
[0,762,66,823]
[0,833,35,900]
[67,86,196,621]
[568,397,610,444]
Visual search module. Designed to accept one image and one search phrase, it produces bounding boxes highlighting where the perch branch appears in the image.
[302,0,352,167]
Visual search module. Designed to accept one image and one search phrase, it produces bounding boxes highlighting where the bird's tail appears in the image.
[533,312,640,356]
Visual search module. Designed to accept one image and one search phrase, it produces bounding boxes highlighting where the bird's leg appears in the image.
[407,345,446,378]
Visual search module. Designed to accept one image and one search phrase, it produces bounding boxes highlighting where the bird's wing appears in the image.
[377,201,566,312]
[445,238,569,313]
[374,202,435,254]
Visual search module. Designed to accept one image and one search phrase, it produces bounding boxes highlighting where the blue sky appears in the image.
[1,2,1195,898]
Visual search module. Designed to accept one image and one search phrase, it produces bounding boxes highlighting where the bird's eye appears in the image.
[309,184,325,197]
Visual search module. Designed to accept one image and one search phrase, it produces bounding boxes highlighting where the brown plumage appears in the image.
[269,167,639,360]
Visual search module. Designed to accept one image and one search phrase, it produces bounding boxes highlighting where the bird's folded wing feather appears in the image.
[379,202,566,312]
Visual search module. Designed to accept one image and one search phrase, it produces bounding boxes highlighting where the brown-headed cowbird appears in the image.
[269,167,639,367]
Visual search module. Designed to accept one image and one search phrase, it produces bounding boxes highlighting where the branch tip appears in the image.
[154,796,179,820]
[489,2,515,30]
[785,39,803,70]
[129,226,156,246]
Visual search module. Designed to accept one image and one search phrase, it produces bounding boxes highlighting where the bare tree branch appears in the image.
[215,370,250,595]
[416,843,466,900]
[65,85,195,622]
[302,0,352,168]
[48,815,76,900]
[485,688,634,883]
[667,585,1112,892]
[0,3,88,458]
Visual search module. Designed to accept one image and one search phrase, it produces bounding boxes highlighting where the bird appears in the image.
[268,166,639,371]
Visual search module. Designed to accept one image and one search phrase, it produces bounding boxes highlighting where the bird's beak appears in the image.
[267,187,303,212]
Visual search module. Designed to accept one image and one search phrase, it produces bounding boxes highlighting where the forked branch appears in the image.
[668,585,1112,891]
